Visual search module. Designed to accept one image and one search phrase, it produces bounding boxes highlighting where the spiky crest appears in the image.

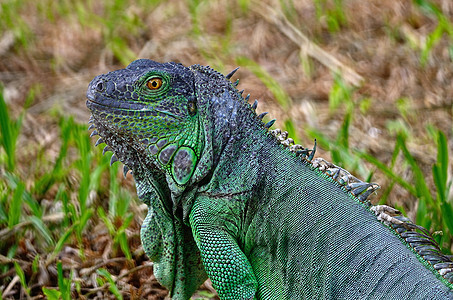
[225,67,239,79]
[376,205,453,284]
[265,125,453,285]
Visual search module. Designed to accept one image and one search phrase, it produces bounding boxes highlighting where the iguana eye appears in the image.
[146,77,163,90]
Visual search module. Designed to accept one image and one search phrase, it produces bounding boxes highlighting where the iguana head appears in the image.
[86,59,207,188]
[86,59,251,197]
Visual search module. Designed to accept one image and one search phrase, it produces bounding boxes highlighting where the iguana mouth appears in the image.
[86,95,145,111]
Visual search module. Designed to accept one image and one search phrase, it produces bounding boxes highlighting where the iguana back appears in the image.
[86,59,453,299]
[241,143,452,299]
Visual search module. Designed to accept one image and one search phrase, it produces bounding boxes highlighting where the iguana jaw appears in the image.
[86,109,152,177]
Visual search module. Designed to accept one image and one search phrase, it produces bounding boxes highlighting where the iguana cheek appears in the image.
[171,146,197,185]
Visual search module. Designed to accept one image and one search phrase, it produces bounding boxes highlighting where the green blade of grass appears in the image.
[5,172,41,217]
[34,117,72,196]
[0,86,16,171]
[28,215,54,246]
[42,287,61,300]
[115,213,134,260]
[433,130,448,199]
[109,162,120,217]
[440,201,453,236]
[47,222,77,265]
[97,268,123,300]
[357,151,417,196]
[57,261,71,300]
[432,130,453,235]
[337,111,351,149]
[396,134,435,207]
[8,181,24,228]
[329,73,354,112]
[283,119,298,144]
[14,261,30,297]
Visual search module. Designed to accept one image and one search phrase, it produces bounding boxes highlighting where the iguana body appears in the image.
[86,59,453,299]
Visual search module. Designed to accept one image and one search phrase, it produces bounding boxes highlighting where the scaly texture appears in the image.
[86,59,453,299]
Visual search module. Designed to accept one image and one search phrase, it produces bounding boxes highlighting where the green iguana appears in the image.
[86,59,453,299]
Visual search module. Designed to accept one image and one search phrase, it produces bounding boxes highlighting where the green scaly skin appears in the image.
[86,59,453,299]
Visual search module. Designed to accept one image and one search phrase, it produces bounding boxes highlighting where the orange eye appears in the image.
[146,77,163,90]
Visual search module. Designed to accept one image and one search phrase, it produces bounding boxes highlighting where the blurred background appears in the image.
[0,0,452,298]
